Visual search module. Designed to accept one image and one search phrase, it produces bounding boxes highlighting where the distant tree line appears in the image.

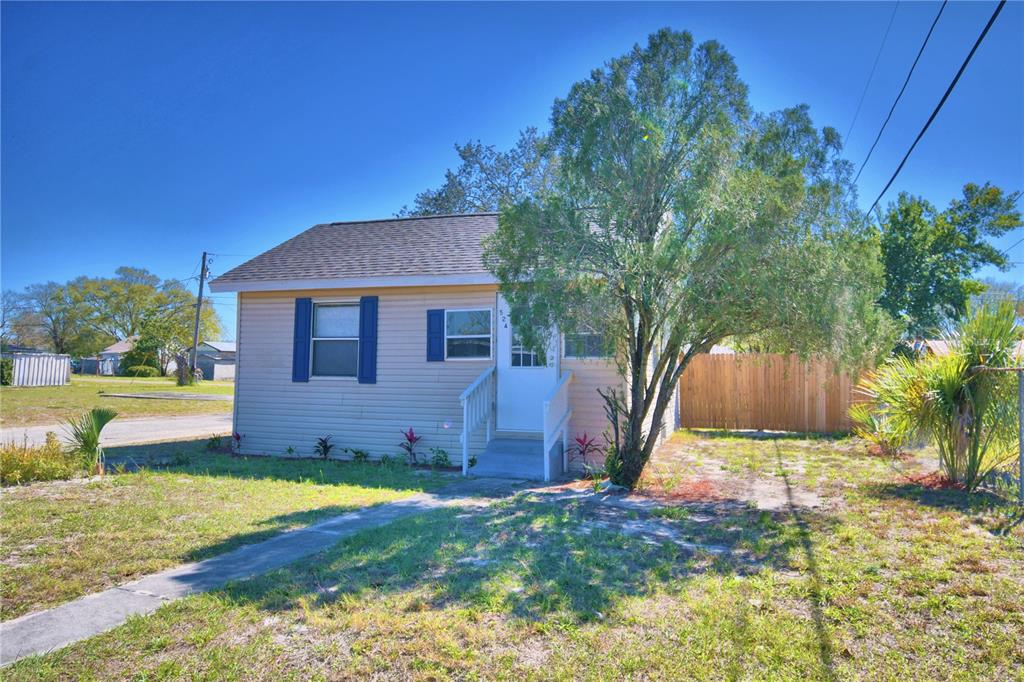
[2,266,221,374]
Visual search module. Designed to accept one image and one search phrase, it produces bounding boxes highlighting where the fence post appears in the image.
[1018,370,1023,504]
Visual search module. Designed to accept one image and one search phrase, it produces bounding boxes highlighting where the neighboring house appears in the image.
[197,341,236,359]
[79,338,135,375]
[196,341,237,381]
[209,212,679,480]
[916,339,1024,359]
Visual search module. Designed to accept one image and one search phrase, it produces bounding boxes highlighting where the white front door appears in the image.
[496,295,558,432]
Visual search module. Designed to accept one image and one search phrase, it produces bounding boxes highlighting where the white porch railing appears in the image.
[459,366,496,475]
[542,370,573,482]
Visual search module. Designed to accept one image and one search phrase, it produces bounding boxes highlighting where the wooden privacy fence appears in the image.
[678,354,863,433]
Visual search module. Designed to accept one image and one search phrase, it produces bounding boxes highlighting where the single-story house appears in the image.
[196,341,236,381]
[79,338,135,375]
[197,341,236,359]
[209,212,679,480]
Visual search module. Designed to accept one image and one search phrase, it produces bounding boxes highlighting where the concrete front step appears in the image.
[473,437,546,479]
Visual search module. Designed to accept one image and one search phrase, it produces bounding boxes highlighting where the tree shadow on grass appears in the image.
[207,491,838,632]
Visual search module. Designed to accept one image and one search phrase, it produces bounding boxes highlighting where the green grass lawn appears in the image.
[0,376,233,427]
[0,442,451,621]
[6,432,1022,680]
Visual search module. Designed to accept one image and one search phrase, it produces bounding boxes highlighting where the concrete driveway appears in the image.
[1,414,232,448]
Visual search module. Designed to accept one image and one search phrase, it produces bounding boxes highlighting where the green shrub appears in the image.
[848,401,908,458]
[348,448,369,463]
[314,436,335,459]
[429,447,451,468]
[1,433,84,485]
[124,365,160,378]
[65,407,118,476]
[856,301,1022,490]
[0,357,12,386]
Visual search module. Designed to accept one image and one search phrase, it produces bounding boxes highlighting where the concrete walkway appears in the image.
[0,478,519,666]
[0,413,233,448]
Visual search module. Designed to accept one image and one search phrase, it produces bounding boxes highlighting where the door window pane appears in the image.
[511,331,546,367]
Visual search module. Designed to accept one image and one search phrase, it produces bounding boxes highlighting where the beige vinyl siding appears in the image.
[562,353,679,472]
[563,357,621,471]
[234,285,497,459]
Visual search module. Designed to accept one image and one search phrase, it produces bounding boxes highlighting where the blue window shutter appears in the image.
[426,309,445,361]
[358,296,378,384]
[292,298,312,382]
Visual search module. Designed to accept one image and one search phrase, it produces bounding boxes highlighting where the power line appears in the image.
[844,1,901,145]
[866,0,1008,217]
[1003,233,1024,253]
[852,0,947,187]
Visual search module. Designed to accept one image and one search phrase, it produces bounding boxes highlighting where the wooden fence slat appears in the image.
[679,353,861,433]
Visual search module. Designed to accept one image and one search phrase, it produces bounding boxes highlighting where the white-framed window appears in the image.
[511,330,547,367]
[563,331,609,359]
[445,309,492,359]
[311,302,359,377]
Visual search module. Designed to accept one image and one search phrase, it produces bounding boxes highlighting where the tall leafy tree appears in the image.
[877,183,1022,337]
[398,127,555,216]
[485,29,896,488]
[5,282,107,355]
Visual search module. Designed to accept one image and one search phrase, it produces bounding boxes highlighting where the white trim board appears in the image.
[209,273,498,293]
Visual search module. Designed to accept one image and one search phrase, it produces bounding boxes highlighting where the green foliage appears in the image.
[848,402,908,458]
[877,184,1022,337]
[485,29,896,488]
[0,357,11,386]
[206,435,224,451]
[1,432,84,485]
[348,448,370,463]
[123,365,160,378]
[64,407,118,476]
[429,447,452,469]
[4,266,221,364]
[314,436,335,460]
[856,301,1022,490]
[120,336,161,374]
[398,128,555,216]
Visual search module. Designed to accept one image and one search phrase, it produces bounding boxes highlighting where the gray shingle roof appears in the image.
[210,213,498,290]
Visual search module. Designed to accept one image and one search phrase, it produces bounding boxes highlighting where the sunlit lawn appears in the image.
[0,441,451,621]
[0,376,233,427]
[7,432,1022,680]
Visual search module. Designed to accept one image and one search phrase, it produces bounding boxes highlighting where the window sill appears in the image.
[309,375,358,381]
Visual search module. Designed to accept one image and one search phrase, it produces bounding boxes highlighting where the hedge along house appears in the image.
[209,213,678,480]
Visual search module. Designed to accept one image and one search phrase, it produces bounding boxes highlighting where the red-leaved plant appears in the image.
[572,432,601,468]
[399,427,422,465]
[232,432,243,452]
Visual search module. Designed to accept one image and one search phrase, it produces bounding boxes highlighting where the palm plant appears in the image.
[64,407,118,476]
[858,301,1021,490]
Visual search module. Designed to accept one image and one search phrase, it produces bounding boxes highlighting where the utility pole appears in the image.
[190,251,208,379]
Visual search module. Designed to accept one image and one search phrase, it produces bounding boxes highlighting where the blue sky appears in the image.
[2,1,1022,340]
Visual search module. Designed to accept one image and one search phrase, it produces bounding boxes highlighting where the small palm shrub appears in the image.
[314,436,335,459]
[348,448,369,463]
[64,407,118,476]
[399,427,422,465]
[1,433,83,485]
[855,301,1021,490]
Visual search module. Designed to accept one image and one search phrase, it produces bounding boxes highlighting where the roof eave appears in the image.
[208,272,499,293]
